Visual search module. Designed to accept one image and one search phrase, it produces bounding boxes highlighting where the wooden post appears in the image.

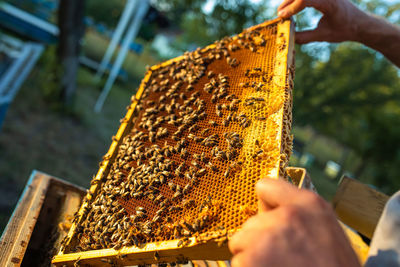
[57,0,85,106]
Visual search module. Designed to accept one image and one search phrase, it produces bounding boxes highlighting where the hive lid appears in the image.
[53,18,295,266]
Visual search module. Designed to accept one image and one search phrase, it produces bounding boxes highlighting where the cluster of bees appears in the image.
[63,23,291,259]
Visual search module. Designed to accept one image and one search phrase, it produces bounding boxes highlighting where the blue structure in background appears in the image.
[0,0,144,128]
[129,42,143,54]
[0,103,10,129]
[0,2,58,43]
[84,17,143,54]
[0,2,49,130]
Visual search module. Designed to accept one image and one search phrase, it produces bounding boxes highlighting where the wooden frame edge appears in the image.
[271,18,294,180]
[53,237,232,266]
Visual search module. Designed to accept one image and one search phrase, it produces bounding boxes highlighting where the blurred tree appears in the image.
[153,0,268,46]
[86,0,169,41]
[86,0,125,29]
[291,0,400,193]
[294,44,400,193]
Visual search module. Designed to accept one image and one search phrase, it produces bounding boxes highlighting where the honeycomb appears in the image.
[55,18,294,265]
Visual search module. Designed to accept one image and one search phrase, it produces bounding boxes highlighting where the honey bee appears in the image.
[206,162,218,172]
[216,151,227,161]
[132,192,143,198]
[168,182,176,191]
[183,183,192,194]
[152,215,162,223]
[112,242,122,250]
[182,199,195,208]
[100,258,114,264]
[209,120,217,126]
[224,167,231,178]
[169,206,182,212]
[191,160,200,168]
[180,148,188,159]
[252,149,264,159]
[200,128,210,136]
[154,251,160,261]
[176,184,182,192]
[156,207,166,216]
[187,133,195,140]
[185,172,192,180]
[197,168,207,177]
[194,136,204,143]
[164,149,171,157]
[177,239,184,247]
[160,198,170,208]
[154,194,164,203]
[228,43,239,52]
[189,124,199,132]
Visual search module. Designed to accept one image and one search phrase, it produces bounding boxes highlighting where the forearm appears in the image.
[355,12,400,67]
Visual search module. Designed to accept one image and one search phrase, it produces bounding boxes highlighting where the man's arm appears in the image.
[228,178,361,267]
[277,0,400,67]
[355,13,400,67]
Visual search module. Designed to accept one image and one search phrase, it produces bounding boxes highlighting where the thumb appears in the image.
[256,178,299,212]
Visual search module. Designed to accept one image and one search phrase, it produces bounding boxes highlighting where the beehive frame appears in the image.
[53,18,295,266]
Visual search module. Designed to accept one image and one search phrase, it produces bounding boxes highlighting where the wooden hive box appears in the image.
[53,18,295,266]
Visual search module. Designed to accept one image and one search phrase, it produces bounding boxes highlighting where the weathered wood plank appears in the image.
[332,176,389,239]
[0,171,51,266]
[0,171,85,266]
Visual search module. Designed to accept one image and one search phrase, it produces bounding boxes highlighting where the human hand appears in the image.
[277,0,367,44]
[228,178,361,267]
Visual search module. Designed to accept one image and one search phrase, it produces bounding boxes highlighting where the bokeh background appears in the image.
[0,0,399,232]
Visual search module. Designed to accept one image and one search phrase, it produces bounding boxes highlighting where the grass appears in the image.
[82,29,160,81]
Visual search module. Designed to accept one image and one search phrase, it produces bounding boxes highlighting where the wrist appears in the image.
[348,10,400,67]
[353,11,400,48]
[347,6,370,42]
[352,12,374,43]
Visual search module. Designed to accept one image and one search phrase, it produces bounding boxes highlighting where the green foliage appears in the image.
[153,0,268,49]
[172,14,214,49]
[203,0,267,39]
[86,0,125,28]
[86,0,161,41]
[36,46,63,108]
[294,43,400,193]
